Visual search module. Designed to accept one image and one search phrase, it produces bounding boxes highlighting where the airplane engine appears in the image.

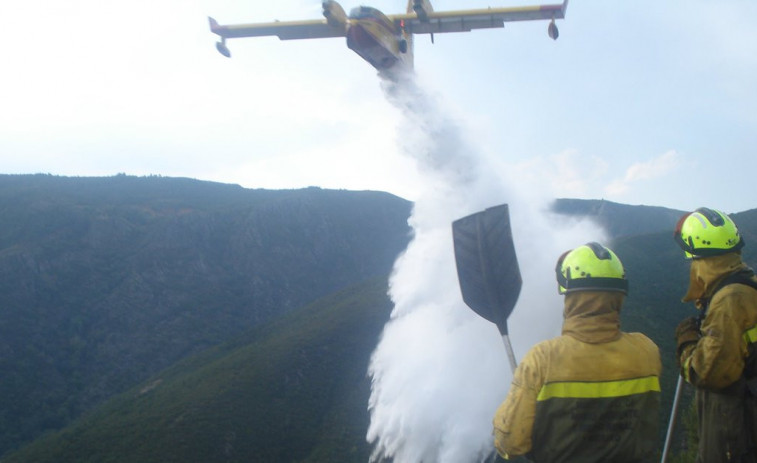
[412,0,434,22]
[322,0,347,28]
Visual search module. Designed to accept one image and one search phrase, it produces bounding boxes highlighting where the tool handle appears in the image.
[501,334,518,373]
[661,374,684,462]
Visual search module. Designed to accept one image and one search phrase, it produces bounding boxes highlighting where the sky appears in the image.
[2,0,757,214]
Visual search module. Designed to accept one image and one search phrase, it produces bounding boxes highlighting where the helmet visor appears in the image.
[674,212,695,258]
[555,250,570,294]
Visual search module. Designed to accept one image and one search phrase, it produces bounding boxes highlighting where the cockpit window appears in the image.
[348,6,381,20]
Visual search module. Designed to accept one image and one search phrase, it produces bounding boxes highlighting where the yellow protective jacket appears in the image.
[678,253,757,463]
[493,291,661,462]
[680,254,757,388]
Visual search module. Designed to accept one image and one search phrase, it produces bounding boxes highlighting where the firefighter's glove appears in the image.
[675,316,700,362]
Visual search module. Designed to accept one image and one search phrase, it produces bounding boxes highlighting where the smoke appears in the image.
[366,71,604,462]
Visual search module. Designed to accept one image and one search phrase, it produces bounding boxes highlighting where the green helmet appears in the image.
[674,207,744,258]
[555,242,628,295]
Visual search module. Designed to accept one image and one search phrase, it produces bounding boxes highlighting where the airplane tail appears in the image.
[208,17,221,33]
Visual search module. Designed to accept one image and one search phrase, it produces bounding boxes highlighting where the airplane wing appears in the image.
[392,1,568,34]
[209,17,346,40]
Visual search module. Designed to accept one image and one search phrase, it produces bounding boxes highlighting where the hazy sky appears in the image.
[3,0,756,213]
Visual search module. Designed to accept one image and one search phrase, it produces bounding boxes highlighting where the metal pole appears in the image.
[661,375,684,463]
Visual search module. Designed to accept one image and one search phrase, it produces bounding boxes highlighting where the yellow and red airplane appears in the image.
[209,0,568,72]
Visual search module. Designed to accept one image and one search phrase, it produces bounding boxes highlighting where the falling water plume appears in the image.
[366,70,604,463]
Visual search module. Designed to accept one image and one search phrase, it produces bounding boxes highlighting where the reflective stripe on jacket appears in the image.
[493,291,661,462]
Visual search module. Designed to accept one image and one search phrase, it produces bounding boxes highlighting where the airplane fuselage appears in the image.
[345,7,413,71]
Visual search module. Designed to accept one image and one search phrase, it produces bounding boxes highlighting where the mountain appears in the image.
[0,174,412,457]
[551,198,685,238]
[2,176,756,462]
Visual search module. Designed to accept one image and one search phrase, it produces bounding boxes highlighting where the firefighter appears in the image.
[493,242,661,462]
[674,207,757,462]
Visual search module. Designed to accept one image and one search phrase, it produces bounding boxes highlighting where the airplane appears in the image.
[209,0,568,73]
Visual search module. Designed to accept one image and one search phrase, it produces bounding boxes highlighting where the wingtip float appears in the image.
[208,0,568,73]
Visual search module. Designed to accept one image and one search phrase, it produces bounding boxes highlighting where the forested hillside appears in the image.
[0,174,412,457]
[3,277,393,463]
